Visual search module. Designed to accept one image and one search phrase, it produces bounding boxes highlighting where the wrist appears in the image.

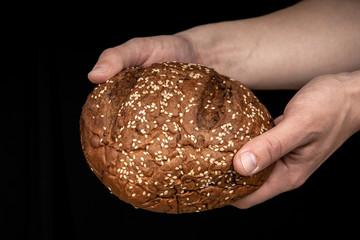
[175,24,224,68]
[174,28,203,65]
[342,71,360,132]
[175,20,264,87]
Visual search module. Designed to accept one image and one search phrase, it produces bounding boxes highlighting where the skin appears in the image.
[88,0,360,209]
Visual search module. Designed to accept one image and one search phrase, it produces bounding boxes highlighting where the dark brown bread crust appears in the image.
[80,62,274,213]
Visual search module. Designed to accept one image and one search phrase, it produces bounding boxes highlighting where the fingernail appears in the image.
[91,65,107,73]
[241,152,257,174]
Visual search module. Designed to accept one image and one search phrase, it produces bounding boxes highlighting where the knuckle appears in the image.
[100,47,120,58]
[287,172,307,190]
[264,135,283,162]
[127,37,143,44]
[126,37,150,48]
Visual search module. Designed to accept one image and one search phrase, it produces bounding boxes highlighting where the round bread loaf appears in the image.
[80,62,274,213]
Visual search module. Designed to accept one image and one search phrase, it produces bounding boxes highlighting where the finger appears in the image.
[88,38,149,84]
[231,159,291,209]
[274,115,283,125]
[233,117,305,176]
[88,47,125,84]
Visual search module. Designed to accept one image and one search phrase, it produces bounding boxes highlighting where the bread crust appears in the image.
[80,62,274,213]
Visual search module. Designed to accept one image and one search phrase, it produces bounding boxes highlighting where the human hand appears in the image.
[87,33,360,210]
[88,34,198,84]
[232,71,360,209]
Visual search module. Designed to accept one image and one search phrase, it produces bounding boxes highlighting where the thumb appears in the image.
[233,116,302,176]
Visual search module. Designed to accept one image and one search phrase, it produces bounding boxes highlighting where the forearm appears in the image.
[177,0,360,89]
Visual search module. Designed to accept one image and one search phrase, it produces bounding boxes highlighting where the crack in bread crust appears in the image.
[80,62,274,213]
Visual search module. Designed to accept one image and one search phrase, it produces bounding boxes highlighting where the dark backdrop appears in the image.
[13,1,360,239]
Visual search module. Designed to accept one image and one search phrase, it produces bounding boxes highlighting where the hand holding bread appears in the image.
[86,0,360,210]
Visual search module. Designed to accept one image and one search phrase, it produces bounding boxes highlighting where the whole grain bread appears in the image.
[80,62,274,213]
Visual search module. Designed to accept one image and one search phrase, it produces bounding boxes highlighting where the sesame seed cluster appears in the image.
[80,62,274,213]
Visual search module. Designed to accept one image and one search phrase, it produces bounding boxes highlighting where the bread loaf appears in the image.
[80,62,274,213]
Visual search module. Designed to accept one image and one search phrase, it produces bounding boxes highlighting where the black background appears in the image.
[11,0,360,239]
